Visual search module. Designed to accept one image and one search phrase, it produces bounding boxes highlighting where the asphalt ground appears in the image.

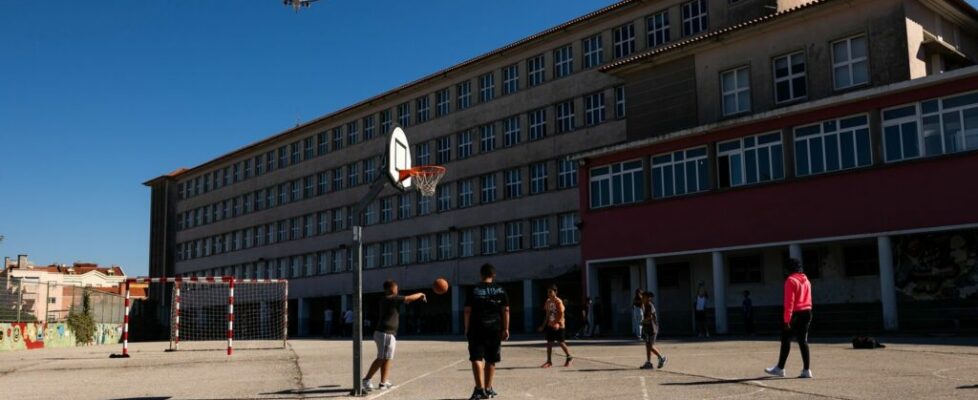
[1,336,976,400]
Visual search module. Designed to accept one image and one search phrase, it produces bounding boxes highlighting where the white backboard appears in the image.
[387,127,412,191]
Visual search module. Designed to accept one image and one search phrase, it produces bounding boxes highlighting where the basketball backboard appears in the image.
[387,127,412,191]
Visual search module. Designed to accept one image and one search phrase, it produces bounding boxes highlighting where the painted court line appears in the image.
[367,358,466,400]
[640,376,650,400]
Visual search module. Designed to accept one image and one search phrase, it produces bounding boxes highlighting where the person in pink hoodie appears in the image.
[766,258,813,379]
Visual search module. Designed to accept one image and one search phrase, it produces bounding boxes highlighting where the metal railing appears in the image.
[0,277,124,324]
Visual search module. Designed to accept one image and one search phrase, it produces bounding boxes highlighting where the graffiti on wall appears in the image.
[0,322,121,352]
[895,230,978,301]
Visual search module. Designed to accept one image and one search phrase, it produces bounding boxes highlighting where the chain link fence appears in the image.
[0,277,124,324]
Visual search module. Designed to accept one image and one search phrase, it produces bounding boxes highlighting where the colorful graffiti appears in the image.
[0,321,121,352]
[895,230,978,301]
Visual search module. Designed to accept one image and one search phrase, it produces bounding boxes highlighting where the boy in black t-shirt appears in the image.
[361,280,426,392]
[464,264,509,400]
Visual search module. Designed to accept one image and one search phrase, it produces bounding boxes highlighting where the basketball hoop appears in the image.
[398,165,446,197]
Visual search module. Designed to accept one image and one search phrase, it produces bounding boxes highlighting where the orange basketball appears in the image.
[433,278,449,295]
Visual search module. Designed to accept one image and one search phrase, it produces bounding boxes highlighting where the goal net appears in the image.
[118,277,287,357]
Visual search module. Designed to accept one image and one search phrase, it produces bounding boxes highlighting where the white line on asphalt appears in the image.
[640,376,650,400]
[367,358,466,400]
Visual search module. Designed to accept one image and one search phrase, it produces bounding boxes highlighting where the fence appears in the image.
[0,277,124,324]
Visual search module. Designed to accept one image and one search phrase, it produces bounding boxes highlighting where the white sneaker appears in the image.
[362,379,374,392]
[379,382,394,390]
[765,366,785,377]
[799,369,813,379]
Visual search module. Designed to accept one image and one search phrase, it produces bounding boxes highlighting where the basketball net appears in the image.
[398,165,446,197]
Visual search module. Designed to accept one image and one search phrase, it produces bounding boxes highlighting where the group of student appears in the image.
[359,258,814,399]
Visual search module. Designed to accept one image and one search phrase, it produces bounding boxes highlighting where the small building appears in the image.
[2,255,128,321]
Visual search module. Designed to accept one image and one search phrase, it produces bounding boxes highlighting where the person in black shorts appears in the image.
[361,280,426,392]
[464,263,509,400]
[538,284,573,368]
[640,291,666,370]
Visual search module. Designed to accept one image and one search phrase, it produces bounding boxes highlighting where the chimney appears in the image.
[3,257,9,270]
[17,254,28,269]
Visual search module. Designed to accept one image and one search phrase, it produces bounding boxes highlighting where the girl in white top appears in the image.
[695,287,710,337]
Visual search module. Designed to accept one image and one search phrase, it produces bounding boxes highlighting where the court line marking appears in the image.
[933,366,978,382]
[366,358,466,400]
[640,376,650,400]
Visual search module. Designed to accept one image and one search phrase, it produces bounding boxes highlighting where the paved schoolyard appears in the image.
[1,336,976,400]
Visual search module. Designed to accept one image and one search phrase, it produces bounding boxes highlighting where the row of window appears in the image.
[178,213,580,272]
[591,88,978,208]
[725,243,880,285]
[175,0,712,200]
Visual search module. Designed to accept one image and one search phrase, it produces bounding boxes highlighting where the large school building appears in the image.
[144,0,978,336]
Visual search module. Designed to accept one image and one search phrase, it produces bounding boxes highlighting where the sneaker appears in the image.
[469,387,488,400]
[361,379,374,392]
[379,382,394,390]
[764,366,785,377]
[799,369,814,379]
[658,356,667,369]
[640,361,655,370]
[485,387,498,398]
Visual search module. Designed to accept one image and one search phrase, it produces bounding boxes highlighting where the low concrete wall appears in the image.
[0,321,122,351]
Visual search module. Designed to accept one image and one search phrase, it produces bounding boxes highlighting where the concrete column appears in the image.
[789,243,802,262]
[645,258,659,307]
[878,236,899,331]
[298,298,309,337]
[711,251,728,334]
[523,280,535,334]
[451,285,462,334]
[585,262,599,300]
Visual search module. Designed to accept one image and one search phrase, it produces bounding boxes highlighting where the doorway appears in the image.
[657,262,692,336]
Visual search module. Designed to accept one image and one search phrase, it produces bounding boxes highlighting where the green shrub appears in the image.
[67,292,96,345]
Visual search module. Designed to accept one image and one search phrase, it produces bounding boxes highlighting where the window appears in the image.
[681,0,708,36]
[556,100,576,133]
[416,142,431,165]
[457,130,473,159]
[332,208,344,231]
[559,213,579,245]
[289,180,300,202]
[531,218,550,249]
[480,123,496,153]
[459,229,475,257]
[457,81,472,110]
[503,64,519,95]
[317,252,328,274]
[844,244,879,277]
[832,35,869,90]
[317,172,328,195]
[291,217,301,240]
[438,232,452,260]
[774,52,807,103]
[527,55,545,87]
[558,158,577,189]
[436,136,451,164]
[332,127,344,151]
[794,114,871,176]
[479,72,495,103]
[380,109,392,135]
[651,147,709,198]
[436,184,451,212]
[347,163,359,187]
[416,95,430,123]
[882,92,978,162]
[530,162,548,194]
[381,242,394,267]
[364,201,377,225]
[589,160,644,208]
[276,220,287,242]
[529,108,547,141]
[304,176,314,198]
[585,92,606,126]
[436,88,451,117]
[278,183,288,205]
[332,167,344,191]
[363,115,376,140]
[380,197,393,223]
[503,116,521,147]
[316,131,329,156]
[554,44,573,78]
[397,102,410,127]
[301,137,314,161]
[481,225,498,255]
[417,192,431,216]
[266,150,276,173]
[717,132,784,188]
[505,222,523,252]
[647,10,670,47]
[333,250,344,273]
[583,34,603,69]
[721,66,751,116]
[318,211,329,234]
[728,254,763,284]
[290,142,301,165]
[480,174,497,204]
[398,239,412,265]
[613,23,636,59]
[615,86,626,118]
[458,179,474,208]
[398,194,412,220]
[347,121,359,146]
[244,159,253,179]
[504,168,523,199]
[417,236,432,263]
[255,155,265,176]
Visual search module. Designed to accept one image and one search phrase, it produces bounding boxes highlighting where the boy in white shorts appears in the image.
[362,280,426,391]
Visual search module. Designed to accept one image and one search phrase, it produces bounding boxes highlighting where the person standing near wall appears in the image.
[323,307,334,338]
[343,308,354,337]
[695,287,710,337]
[631,288,644,341]
[575,297,592,339]
[765,258,814,379]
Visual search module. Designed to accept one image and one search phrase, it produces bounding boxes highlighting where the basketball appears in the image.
[433,278,449,295]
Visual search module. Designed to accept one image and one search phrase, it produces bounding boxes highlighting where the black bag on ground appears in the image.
[852,336,886,349]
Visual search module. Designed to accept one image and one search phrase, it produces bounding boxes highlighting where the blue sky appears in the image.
[0,0,617,275]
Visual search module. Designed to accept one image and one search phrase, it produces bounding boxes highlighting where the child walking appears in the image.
[539,284,573,368]
[640,291,666,370]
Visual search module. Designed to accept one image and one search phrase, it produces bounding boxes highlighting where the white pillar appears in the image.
[523,280,535,334]
[451,285,462,334]
[711,251,728,334]
[878,236,899,331]
[645,258,659,307]
[298,298,309,337]
[789,243,802,262]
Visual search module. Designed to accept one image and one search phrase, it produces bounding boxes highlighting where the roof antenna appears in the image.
[295,108,301,127]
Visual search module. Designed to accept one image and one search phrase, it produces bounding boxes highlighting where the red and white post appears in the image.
[283,282,289,349]
[227,276,234,356]
[111,280,132,358]
[172,280,181,351]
